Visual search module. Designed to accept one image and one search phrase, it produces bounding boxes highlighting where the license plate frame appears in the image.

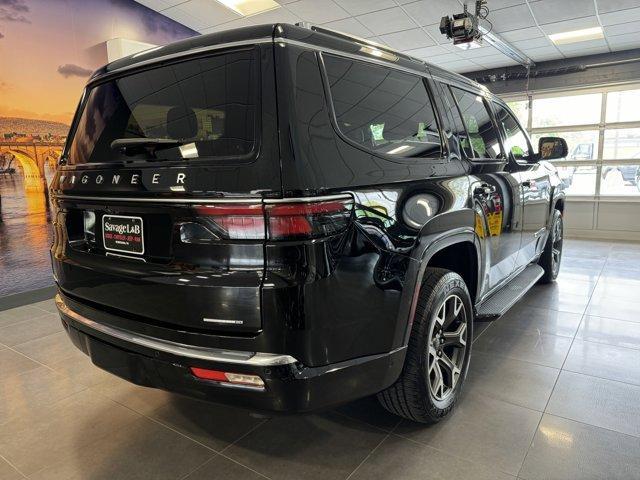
[102,214,145,255]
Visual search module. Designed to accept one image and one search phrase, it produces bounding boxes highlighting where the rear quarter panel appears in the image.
[270,43,476,365]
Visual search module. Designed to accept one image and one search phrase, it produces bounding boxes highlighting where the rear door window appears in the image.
[67,48,259,165]
[323,54,441,158]
[440,84,474,158]
[492,102,533,162]
[450,87,502,160]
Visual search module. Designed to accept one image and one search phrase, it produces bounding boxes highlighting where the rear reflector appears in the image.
[190,367,265,390]
[192,197,353,240]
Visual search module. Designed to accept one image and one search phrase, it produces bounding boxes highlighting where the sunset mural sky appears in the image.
[0,0,197,125]
[0,0,198,297]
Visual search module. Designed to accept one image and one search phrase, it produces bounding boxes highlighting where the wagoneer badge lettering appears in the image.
[58,172,188,190]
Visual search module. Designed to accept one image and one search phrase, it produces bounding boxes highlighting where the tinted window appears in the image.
[323,54,441,158]
[440,84,474,158]
[451,87,502,160]
[68,48,259,164]
[493,103,533,161]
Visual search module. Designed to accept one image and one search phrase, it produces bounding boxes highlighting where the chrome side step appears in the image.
[475,264,544,321]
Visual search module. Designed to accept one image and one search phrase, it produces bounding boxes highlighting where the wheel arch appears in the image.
[397,215,482,347]
[548,192,565,230]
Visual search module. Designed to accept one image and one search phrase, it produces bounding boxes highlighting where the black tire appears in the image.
[377,267,473,423]
[538,210,563,284]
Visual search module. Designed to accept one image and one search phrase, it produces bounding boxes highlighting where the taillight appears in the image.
[193,204,265,240]
[266,199,353,240]
[192,197,353,240]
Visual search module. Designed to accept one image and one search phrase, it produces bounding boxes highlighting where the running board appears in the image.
[475,264,544,321]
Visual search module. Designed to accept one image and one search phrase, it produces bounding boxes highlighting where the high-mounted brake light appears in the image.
[192,198,353,240]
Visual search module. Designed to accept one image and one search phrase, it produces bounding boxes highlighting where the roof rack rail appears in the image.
[292,22,482,88]
[294,22,419,64]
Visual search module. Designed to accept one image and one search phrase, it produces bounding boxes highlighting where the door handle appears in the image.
[473,183,496,196]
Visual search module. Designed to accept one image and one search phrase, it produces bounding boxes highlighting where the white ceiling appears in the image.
[134,0,640,73]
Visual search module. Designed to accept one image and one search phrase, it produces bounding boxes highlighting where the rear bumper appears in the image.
[56,293,406,412]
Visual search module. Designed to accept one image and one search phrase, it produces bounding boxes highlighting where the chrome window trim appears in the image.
[54,193,353,204]
[274,37,482,92]
[275,37,430,78]
[55,294,298,366]
[88,35,479,92]
[89,38,273,82]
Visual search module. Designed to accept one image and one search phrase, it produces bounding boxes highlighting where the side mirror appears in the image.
[538,137,568,160]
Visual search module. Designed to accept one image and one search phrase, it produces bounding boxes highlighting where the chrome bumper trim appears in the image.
[55,294,298,367]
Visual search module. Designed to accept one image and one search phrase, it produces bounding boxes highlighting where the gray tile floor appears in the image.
[1,239,640,479]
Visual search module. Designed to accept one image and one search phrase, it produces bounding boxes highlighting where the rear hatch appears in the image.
[52,44,281,334]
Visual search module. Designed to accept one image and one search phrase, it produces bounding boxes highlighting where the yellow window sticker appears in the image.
[487,211,503,236]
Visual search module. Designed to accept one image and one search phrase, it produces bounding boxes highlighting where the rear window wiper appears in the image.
[110,138,185,156]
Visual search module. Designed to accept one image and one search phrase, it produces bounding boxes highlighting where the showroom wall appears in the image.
[504,84,640,241]
[0,0,197,298]
[467,49,640,241]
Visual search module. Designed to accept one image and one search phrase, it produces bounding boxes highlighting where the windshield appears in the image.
[67,48,259,164]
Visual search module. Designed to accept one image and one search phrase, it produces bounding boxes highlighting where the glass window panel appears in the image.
[606,89,640,123]
[531,130,599,161]
[600,165,640,195]
[532,93,602,128]
[493,102,532,161]
[68,49,259,164]
[451,87,502,159]
[552,164,597,195]
[441,84,474,158]
[603,128,640,160]
[507,100,529,129]
[323,54,441,158]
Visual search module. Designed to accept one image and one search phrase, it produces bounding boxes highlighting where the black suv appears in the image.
[51,23,567,423]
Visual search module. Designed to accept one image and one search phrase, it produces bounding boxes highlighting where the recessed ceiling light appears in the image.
[548,26,604,45]
[215,0,280,16]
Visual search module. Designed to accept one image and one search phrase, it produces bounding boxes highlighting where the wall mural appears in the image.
[0,0,197,297]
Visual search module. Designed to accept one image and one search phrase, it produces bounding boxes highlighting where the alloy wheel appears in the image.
[427,294,468,402]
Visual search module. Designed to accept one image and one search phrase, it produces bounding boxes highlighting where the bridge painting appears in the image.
[0,141,63,192]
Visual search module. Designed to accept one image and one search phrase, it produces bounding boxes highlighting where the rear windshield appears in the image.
[67,48,259,165]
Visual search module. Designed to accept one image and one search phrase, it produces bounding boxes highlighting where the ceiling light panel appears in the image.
[548,27,604,45]
[215,0,279,16]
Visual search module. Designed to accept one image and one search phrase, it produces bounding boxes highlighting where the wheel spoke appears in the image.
[442,323,467,348]
[442,296,462,329]
[434,301,446,327]
[427,293,468,401]
[428,344,438,365]
[438,351,461,389]
[430,359,444,394]
[438,351,458,376]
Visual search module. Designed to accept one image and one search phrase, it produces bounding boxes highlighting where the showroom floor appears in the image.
[1,239,639,480]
